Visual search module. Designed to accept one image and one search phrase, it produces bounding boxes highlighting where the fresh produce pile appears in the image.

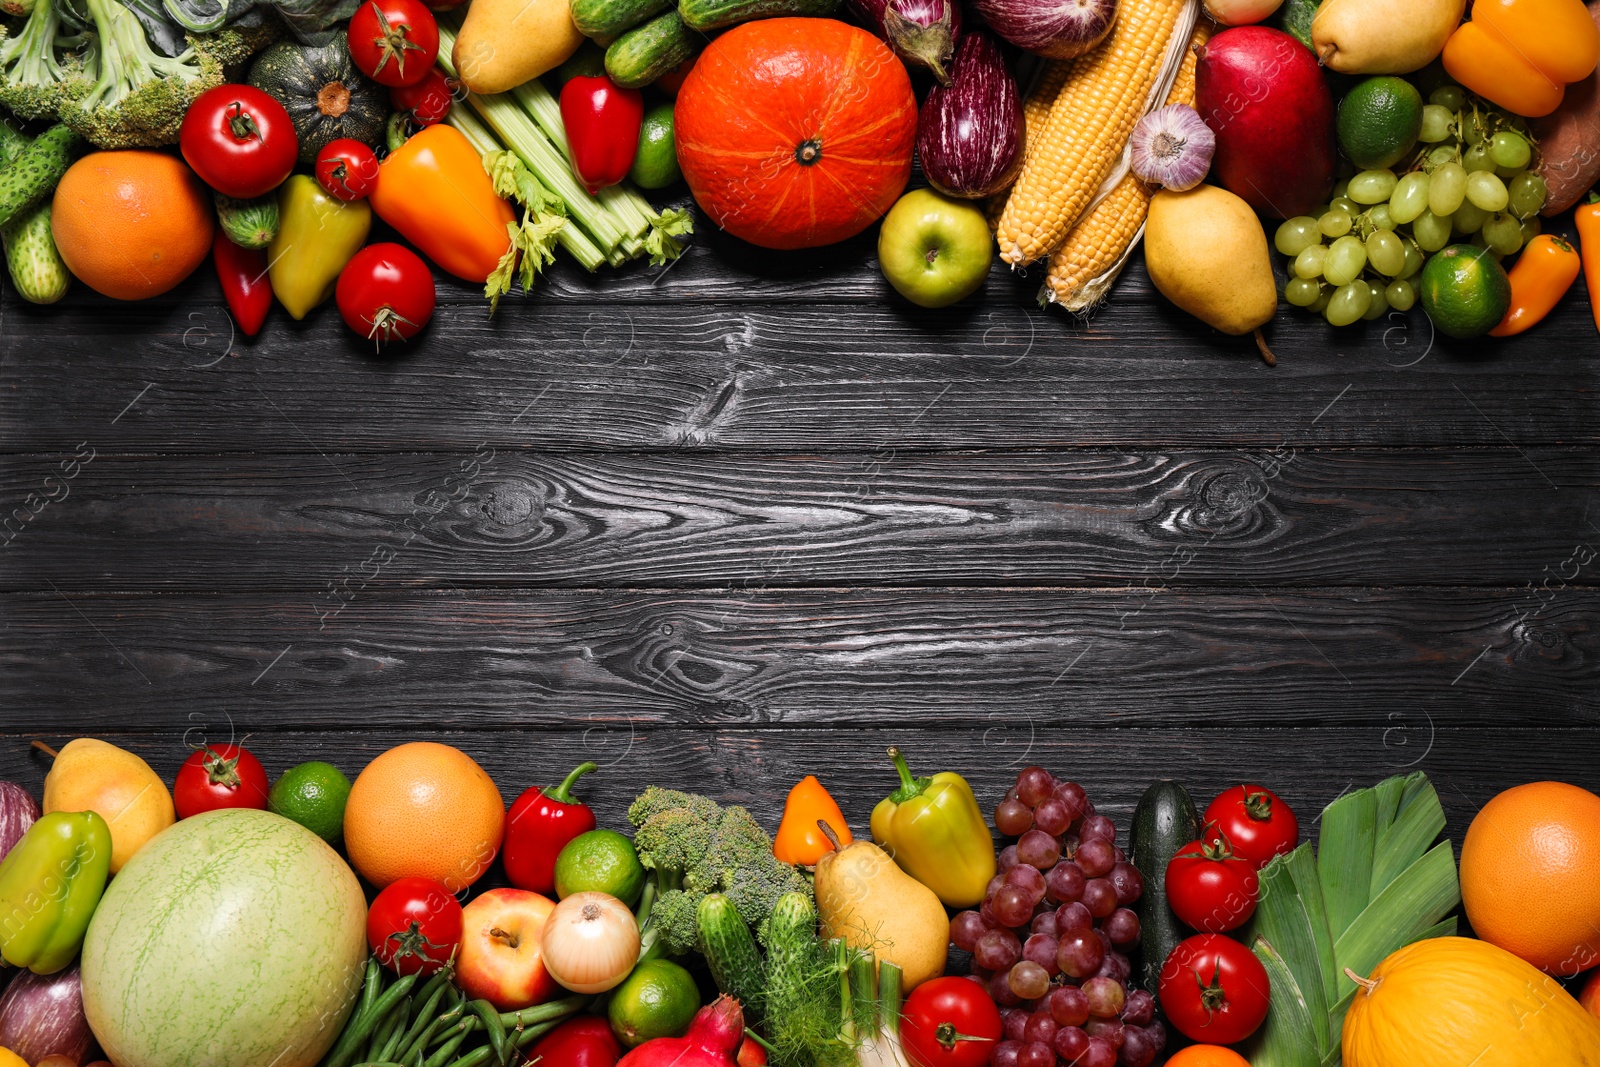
[1,736,1600,1067]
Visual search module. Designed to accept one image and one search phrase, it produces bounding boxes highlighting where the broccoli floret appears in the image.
[634,808,717,891]
[0,3,92,120]
[647,887,704,959]
[723,858,812,932]
[628,785,721,828]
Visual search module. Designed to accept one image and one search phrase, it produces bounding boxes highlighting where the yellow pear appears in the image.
[453,0,584,95]
[815,832,949,990]
[1311,0,1466,74]
[1144,185,1277,344]
[42,738,174,873]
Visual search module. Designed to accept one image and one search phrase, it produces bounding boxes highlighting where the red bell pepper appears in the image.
[529,1016,621,1067]
[213,230,271,337]
[503,761,598,894]
[559,74,643,194]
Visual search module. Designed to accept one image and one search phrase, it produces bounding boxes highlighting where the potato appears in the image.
[1535,0,1600,216]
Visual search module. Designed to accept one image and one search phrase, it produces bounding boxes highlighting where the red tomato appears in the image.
[1205,784,1298,870]
[316,139,380,201]
[529,1017,621,1067]
[335,243,436,349]
[173,743,269,819]
[1158,934,1271,1045]
[736,1037,768,1067]
[391,69,453,127]
[179,84,297,199]
[1165,837,1259,933]
[367,877,463,975]
[900,976,1003,1067]
[347,0,439,87]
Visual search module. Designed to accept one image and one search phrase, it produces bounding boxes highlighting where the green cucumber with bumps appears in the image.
[678,0,839,32]
[696,892,765,1021]
[571,0,674,42]
[215,193,280,249]
[0,125,80,231]
[605,11,697,89]
[0,119,69,304]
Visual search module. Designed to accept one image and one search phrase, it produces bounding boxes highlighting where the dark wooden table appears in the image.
[2,200,1597,855]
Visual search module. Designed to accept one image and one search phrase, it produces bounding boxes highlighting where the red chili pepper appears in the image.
[212,229,271,337]
[502,761,599,895]
[559,74,643,194]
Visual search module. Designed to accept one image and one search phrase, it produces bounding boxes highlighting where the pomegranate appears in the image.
[1194,26,1335,219]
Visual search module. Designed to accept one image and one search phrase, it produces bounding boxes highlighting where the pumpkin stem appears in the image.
[1345,967,1380,995]
[317,81,352,119]
[795,138,822,166]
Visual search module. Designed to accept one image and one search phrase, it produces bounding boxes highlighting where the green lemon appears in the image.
[1418,244,1511,339]
[628,101,680,190]
[554,828,645,904]
[1338,76,1424,170]
[268,761,351,843]
[608,959,701,1048]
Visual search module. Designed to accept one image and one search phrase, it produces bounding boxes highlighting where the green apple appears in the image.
[877,189,993,308]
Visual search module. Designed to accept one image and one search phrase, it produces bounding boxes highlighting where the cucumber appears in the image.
[1129,779,1201,995]
[678,0,838,32]
[215,193,280,249]
[696,892,765,1020]
[572,0,673,42]
[0,125,80,232]
[1272,0,1318,51]
[605,11,697,89]
[3,203,70,305]
[0,118,28,164]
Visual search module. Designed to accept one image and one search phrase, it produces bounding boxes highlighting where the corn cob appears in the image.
[1044,21,1209,310]
[987,61,1075,231]
[995,0,1198,266]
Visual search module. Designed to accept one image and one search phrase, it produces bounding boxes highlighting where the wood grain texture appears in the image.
[3,588,1594,729]
[1,449,1596,590]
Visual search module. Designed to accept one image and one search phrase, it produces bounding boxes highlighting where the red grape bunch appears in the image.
[952,766,1165,1067]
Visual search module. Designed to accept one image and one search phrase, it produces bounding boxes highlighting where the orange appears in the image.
[1164,1047,1251,1067]
[52,150,213,301]
[1461,781,1600,974]
[343,742,505,892]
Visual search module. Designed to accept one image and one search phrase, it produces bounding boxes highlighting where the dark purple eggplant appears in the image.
[0,967,93,1066]
[0,782,39,862]
[973,0,1116,59]
[917,30,1025,199]
[849,0,963,84]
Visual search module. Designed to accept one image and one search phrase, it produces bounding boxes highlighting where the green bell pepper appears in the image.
[0,810,112,973]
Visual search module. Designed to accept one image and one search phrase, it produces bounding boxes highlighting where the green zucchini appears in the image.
[3,203,70,305]
[0,125,80,231]
[1129,779,1201,995]
[215,193,280,249]
[571,0,673,42]
[696,892,765,1020]
[1271,0,1318,51]
[678,0,839,32]
[605,11,697,89]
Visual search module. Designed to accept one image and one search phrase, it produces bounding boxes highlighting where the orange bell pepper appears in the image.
[370,123,515,283]
[1575,194,1600,334]
[1489,234,1581,335]
[1444,0,1600,118]
[773,775,853,865]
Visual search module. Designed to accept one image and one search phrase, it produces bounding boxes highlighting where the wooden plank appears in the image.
[3,588,1594,730]
[1,449,1596,590]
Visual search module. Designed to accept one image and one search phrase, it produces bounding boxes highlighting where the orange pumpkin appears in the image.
[675,18,917,250]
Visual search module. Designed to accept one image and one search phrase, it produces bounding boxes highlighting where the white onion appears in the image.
[1130,105,1215,191]
[540,892,640,994]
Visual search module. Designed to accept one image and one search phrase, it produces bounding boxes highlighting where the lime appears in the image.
[629,101,680,190]
[1338,77,1424,170]
[268,761,351,843]
[1418,244,1511,339]
[608,959,701,1048]
[554,829,645,904]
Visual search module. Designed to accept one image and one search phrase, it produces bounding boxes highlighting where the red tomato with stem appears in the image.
[336,243,436,349]
[1158,934,1271,1045]
[1205,784,1298,870]
[347,0,439,87]
[179,84,297,199]
[528,1017,621,1067]
[367,877,464,975]
[1165,836,1259,933]
[173,743,269,819]
[391,69,454,127]
[900,976,1003,1067]
[316,139,380,201]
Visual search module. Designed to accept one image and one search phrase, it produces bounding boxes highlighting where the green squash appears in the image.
[248,41,389,165]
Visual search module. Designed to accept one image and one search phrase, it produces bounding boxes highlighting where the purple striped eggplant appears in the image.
[916,30,1025,199]
[974,0,1116,60]
[849,0,963,84]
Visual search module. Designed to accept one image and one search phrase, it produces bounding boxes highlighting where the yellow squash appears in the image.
[1343,936,1600,1066]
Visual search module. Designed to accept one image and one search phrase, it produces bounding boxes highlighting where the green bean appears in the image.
[499,995,589,1028]
[367,998,410,1064]
[328,973,421,1067]
[359,958,384,1019]
[469,1000,509,1067]
[444,1020,565,1067]
[395,978,451,1056]
[400,993,463,1067]
[377,996,418,1063]
[424,1028,470,1067]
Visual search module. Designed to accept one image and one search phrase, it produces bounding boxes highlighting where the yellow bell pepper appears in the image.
[871,747,996,908]
[268,175,372,320]
[1443,0,1600,118]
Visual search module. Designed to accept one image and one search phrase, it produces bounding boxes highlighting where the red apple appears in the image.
[458,888,560,1010]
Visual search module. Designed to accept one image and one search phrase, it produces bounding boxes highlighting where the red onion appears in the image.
[917,30,1025,199]
[973,0,1117,60]
[849,0,963,84]
[0,967,93,1065]
[0,782,40,861]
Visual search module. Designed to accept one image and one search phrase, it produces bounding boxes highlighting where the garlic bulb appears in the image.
[1130,105,1215,191]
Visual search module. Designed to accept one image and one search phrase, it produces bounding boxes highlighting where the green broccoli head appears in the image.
[648,887,705,959]
[722,854,813,931]
[0,2,92,120]
[628,786,722,828]
[634,808,718,890]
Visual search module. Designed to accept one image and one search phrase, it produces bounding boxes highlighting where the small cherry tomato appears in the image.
[1158,934,1270,1046]
[528,1017,622,1067]
[900,976,1003,1067]
[367,877,464,975]
[336,242,436,349]
[391,69,454,127]
[1165,836,1259,933]
[347,0,439,88]
[315,138,381,201]
[173,743,269,819]
[1205,784,1299,870]
[736,1037,767,1067]
[179,84,297,199]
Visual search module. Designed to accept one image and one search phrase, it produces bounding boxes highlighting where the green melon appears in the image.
[81,808,368,1067]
